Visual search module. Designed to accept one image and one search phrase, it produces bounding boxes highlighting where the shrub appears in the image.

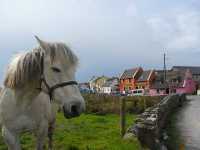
[83,94,163,114]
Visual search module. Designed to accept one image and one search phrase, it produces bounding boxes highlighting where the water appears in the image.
[175,96,200,150]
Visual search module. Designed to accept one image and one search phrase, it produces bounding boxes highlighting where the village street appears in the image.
[174,95,200,150]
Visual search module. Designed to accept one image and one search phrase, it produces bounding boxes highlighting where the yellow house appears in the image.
[89,76,109,93]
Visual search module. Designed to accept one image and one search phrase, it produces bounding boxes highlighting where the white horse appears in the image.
[0,37,85,150]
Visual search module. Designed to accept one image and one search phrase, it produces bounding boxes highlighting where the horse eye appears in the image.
[51,67,61,73]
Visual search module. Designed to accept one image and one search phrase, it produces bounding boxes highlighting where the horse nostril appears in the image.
[71,105,79,116]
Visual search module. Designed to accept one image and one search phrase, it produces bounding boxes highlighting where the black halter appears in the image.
[38,53,78,101]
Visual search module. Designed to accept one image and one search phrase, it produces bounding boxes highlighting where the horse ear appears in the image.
[34,36,49,51]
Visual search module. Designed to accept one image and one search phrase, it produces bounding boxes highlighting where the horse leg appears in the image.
[36,121,48,150]
[48,120,55,150]
[2,126,21,150]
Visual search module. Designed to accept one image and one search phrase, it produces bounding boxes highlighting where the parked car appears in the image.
[79,88,93,94]
[127,89,148,96]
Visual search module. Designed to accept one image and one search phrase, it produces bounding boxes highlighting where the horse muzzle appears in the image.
[63,102,85,119]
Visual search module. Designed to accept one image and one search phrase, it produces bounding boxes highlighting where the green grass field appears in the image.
[0,113,141,150]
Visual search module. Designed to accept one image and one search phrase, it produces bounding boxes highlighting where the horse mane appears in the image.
[4,42,78,89]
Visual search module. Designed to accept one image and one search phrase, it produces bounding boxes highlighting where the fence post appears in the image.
[120,97,126,137]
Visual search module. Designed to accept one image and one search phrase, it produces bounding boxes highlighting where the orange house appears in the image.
[119,67,143,92]
[135,70,155,89]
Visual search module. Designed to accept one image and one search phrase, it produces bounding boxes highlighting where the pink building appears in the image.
[176,70,196,94]
[149,69,196,96]
[149,70,169,96]
[149,84,168,96]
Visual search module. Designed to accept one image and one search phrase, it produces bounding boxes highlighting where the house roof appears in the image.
[137,70,153,82]
[152,70,186,89]
[172,66,200,75]
[155,70,185,81]
[120,68,140,79]
[94,76,109,82]
[102,77,119,87]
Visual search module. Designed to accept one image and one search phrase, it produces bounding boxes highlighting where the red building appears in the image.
[119,67,143,92]
[135,70,155,89]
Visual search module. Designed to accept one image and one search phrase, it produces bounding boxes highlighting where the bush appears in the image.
[83,94,163,114]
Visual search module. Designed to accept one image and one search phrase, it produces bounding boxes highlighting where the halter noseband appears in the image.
[38,53,78,101]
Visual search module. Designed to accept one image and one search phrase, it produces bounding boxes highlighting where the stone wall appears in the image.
[126,94,186,150]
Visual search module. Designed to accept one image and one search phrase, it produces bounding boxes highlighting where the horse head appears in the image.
[35,36,85,118]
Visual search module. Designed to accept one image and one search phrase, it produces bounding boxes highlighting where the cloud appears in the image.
[126,1,138,17]
[0,0,200,83]
[147,9,200,50]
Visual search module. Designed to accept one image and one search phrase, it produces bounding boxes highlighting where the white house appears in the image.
[102,77,119,94]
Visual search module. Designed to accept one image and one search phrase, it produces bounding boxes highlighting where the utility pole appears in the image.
[163,53,167,82]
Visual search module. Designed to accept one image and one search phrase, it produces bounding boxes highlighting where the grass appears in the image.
[0,113,142,150]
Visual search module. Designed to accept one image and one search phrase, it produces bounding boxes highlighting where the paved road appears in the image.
[175,96,200,150]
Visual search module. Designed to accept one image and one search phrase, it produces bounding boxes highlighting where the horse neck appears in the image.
[15,82,41,102]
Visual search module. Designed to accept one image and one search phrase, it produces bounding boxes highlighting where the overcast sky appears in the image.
[0,0,200,83]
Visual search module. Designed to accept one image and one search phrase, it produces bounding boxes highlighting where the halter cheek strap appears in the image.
[38,53,78,101]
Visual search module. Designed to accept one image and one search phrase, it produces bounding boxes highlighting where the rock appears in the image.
[126,94,186,149]
[123,133,136,140]
[162,132,169,140]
